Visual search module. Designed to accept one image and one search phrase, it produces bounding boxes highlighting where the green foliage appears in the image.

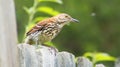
[84,52,116,64]
[38,0,62,4]
[23,0,62,37]
[44,41,56,47]
[33,17,49,23]
[37,6,60,16]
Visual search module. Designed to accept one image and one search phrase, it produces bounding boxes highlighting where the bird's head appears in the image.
[55,13,79,25]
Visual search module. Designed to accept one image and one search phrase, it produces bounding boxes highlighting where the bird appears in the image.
[24,13,79,45]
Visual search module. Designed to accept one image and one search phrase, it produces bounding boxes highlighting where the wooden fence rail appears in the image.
[18,44,120,67]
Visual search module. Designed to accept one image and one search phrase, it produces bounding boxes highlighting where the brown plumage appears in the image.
[26,18,56,36]
[25,13,79,45]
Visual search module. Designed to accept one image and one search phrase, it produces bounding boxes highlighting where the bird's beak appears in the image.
[71,18,79,23]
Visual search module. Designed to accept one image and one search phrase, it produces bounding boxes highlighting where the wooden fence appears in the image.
[17,44,120,67]
[0,0,120,67]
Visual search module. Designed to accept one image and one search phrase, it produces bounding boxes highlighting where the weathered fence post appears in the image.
[56,52,76,67]
[77,57,93,67]
[95,64,105,67]
[0,0,19,67]
[115,58,120,67]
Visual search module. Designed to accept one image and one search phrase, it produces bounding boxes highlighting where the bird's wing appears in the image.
[26,21,47,36]
[26,18,55,36]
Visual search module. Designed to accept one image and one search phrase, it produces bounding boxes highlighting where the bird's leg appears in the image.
[35,39,39,48]
[35,39,43,49]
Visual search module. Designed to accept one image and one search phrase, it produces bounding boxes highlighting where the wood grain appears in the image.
[0,0,19,67]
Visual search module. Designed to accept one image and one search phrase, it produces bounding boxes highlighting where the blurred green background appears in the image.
[15,0,120,58]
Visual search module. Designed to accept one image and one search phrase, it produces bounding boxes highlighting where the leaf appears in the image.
[38,0,63,4]
[84,52,116,63]
[23,7,35,15]
[37,6,60,16]
[23,7,30,14]
[84,52,93,57]
[94,53,116,62]
[44,41,56,47]
[33,17,49,23]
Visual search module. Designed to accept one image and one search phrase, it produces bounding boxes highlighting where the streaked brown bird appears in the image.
[25,13,79,45]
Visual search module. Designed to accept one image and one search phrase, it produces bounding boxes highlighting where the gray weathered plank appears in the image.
[95,64,105,67]
[56,52,76,67]
[0,0,18,67]
[77,57,93,67]
[115,58,120,67]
